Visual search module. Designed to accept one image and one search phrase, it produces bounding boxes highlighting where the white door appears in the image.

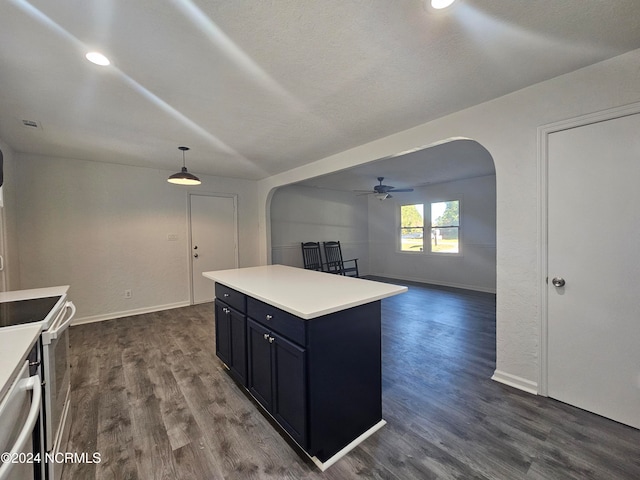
[547,113,640,429]
[189,194,238,304]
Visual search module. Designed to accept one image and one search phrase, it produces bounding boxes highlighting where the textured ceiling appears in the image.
[1,0,640,180]
[296,139,495,192]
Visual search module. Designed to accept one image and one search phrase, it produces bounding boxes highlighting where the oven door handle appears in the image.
[0,375,42,480]
[42,301,76,345]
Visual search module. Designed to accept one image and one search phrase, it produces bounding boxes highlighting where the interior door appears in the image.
[189,194,237,304]
[547,112,640,429]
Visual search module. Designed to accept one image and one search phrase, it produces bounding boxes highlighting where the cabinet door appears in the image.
[214,299,231,366]
[247,319,273,411]
[228,307,247,386]
[272,335,307,448]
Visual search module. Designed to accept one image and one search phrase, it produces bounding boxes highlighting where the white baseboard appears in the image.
[491,370,538,395]
[71,301,191,326]
[367,272,496,294]
[310,420,387,471]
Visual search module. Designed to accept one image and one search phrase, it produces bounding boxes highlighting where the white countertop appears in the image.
[0,324,42,401]
[0,285,70,401]
[0,285,69,303]
[203,265,407,319]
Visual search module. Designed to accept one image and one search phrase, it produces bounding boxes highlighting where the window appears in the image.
[400,204,424,251]
[399,200,460,254]
[430,200,459,253]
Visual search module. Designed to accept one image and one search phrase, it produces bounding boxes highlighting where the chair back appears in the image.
[323,241,345,274]
[301,242,324,271]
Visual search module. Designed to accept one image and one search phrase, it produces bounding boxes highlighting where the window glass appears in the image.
[400,204,424,252]
[431,200,459,253]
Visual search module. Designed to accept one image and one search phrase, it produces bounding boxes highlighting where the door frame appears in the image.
[537,101,640,396]
[187,192,239,305]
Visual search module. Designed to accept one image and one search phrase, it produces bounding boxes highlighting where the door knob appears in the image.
[551,277,565,287]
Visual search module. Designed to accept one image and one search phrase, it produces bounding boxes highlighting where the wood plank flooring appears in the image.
[65,279,640,479]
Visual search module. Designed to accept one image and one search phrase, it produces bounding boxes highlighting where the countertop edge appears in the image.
[247,287,408,319]
[0,285,70,303]
[203,266,407,319]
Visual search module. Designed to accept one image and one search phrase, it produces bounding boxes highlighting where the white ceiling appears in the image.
[1,0,640,181]
[296,139,495,192]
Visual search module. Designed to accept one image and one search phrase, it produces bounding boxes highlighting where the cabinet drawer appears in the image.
[215,283,246,313]
[247,298,305,346]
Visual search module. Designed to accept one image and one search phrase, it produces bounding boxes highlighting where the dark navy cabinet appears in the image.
[214,285,247,387]
[215,282,383,464]
[247,317,307,448]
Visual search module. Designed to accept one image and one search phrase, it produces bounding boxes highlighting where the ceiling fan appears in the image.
[354,177,414,200]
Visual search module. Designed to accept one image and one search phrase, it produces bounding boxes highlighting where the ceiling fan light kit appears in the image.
[167,146,201,185]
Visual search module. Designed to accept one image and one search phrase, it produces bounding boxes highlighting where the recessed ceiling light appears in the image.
[430,0,457,9]
[85,51,110,66]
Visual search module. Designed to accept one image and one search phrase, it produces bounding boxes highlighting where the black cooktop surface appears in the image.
[0,296,62,328]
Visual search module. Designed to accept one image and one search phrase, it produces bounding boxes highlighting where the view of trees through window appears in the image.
[400,200,459,253]
[400,204,424,251]
[431,200,459,253]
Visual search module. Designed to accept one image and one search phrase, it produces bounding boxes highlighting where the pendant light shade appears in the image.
[168,146,201,185]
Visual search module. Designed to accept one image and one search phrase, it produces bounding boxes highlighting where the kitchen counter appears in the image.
[202,264,407,319]
[0,285,69,303]
[0,324,42,400]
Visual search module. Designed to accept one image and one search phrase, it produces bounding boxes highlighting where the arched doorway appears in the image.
[269,138,496,294]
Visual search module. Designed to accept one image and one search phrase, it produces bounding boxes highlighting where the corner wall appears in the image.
[0,139,20,290]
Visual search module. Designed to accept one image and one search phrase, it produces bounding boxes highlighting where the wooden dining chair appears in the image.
[301,242,325,271]
[322,241,359,277]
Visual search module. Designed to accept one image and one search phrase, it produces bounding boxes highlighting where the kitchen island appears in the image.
[203,265,407,470]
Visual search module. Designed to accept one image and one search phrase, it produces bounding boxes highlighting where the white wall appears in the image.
[369,175,496,292]
[257,48,640,392]
[0,139,20,290]
[13,153,259,323]
[270,185,369,272]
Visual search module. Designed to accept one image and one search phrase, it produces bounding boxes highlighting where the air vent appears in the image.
[21,119,41,129]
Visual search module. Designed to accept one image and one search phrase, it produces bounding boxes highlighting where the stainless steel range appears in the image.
[0,286,75,480]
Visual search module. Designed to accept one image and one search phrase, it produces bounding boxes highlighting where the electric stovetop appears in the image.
[0,296,62,328]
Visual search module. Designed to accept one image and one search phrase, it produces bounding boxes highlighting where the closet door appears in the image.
[547,113,640,429]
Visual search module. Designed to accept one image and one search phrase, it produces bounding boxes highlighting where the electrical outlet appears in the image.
[124,289,132,299]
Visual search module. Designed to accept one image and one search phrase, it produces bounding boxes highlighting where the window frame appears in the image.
[398,199,462,256]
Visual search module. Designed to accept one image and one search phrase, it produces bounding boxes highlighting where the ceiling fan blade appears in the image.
[388,188,414,193]
[355,192,375,196]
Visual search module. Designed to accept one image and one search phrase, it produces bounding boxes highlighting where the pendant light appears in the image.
[168,146,201,185]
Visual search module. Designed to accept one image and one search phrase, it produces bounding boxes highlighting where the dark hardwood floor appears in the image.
[65,280,640,479]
